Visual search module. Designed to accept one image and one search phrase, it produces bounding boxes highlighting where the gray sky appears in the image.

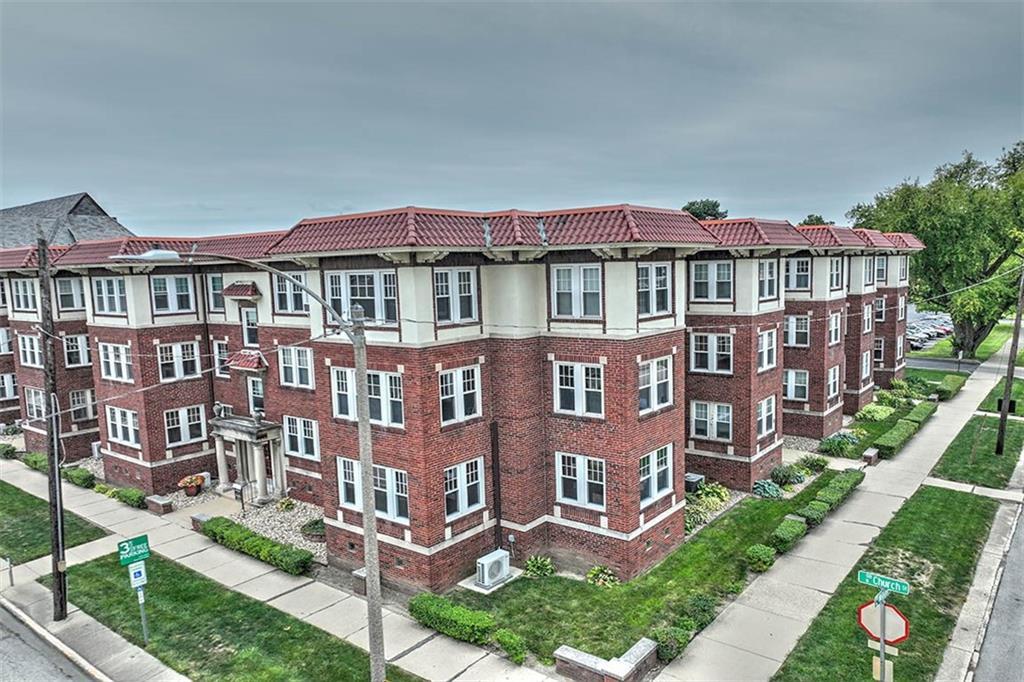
[2,1,1021,236]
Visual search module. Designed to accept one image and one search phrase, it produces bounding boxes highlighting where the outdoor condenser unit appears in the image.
[475,548,511,589]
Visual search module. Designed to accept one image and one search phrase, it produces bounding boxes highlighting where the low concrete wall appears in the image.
[554,637,658,682]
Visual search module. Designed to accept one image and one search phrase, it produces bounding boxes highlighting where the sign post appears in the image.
[857,572,910,682]
[119,536,151,645]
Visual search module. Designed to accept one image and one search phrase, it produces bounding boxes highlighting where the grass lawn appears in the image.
[846,405,912,459]
[904,367,969,385]
[774,486,998,682]
[931,416,1024,489]
[909,323,1013,361]
[978,377,1024,417]
[41,553,421,682]
[1017,346,1024,367]
[0,480,107,564]
[454,470,839,662]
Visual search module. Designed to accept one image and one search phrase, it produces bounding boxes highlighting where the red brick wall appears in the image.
[874,286,909,389]
[782,299,846,439]
[843,294,876,415]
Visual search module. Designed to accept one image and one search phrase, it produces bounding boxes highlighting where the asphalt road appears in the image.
[0,606,88,682]
[906,357,979,374]
[975,513,1024,681]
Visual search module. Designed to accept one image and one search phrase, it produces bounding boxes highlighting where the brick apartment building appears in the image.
[0,203,922,589]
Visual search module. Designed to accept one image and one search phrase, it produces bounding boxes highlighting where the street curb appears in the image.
[0,595,113,682]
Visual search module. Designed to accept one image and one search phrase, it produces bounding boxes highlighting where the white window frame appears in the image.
[757,329,777,372]
[434,268,478,324]
[283,415,320,460]
[551,264,602,319]
[56,278,86,311]
[157,342,201,382]
[99,343,133,383]
[863,256,875,286]
[92,277,127,315]
[213,340,230,378]
[758,260,778,300]
[18,334,42,368]
[439,364,482,425]
[248,376,265,414]
[207,274,225,312]
[899,255,908,281]
[11,279,38,311]
[151,275,195,314]
[874,297,886,322]
[164,405,207,447]
[326,270,399,326]
[242,308,259,347]
[637,263,671,317]
[828,365,841,398]
[784,316,810,347]
[861,350,872,380]
[639,444,673,508]
[0,327,10,355]
[829,312,842,346]
[332,367,404,428]
[337,458,410,524]
[0,373,17,401]
[874,338,885,364]
[63,335,91,368]
[785,258,811,290]
[25,387,46,421]
[829,257,843,290]
[106,405,140,448]
[783,369,809,401]
[69,388,95,422]
[690,261,733,301]
[897,295,906,321]
[690,333,733,374]
[875,256,888,282]
[691,400,733,442]
[756,395,776,438]
[274,272,310,314]
[638,355,672,414]
[444,457,485,520]
[555,452,605,511]
[863,303,873,333]
[279,346,314,389]
[897,335,905,361]
[553,362,604,418]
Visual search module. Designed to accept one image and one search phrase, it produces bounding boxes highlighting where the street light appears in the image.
[112,249,387,682]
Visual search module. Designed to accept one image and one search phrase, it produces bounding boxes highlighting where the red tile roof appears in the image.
[852,229,894,248]
[0,245,67,269]
[49,231,288,267]
[795,225,867,248]
[699,218,811,247]
[222,282,260,298]
[883,232,926,250]
[227,350,266,371]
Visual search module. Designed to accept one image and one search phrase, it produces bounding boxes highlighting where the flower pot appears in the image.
[184,484,201,497]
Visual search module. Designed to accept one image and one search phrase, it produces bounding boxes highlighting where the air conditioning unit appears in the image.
[475,549,510,589]
[91,441,102,460]
[684,472,706,493]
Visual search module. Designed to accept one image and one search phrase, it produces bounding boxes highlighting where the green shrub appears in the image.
[875,389,914,409]
[586,565,620,587]
[890,379,926,401]
[93,482,112,495]
[408,593,495,645]
[523,554,555,578]
[752,479,783,499]
[682,592,719,631]
[936,374,967,401]
[114,487,147,508]
[651,626,691,662]
[770,464,805,486]
[815,486,843,509]
[276,497,295,512]
[695,481,730,506]
[201,516,313,575]
[797,455,829,473]
[493,628,526,664]
[23,452,49,473]
[796,500,830,527]
[0,443,17,459]
[855,403,896,422]
[874,419,919,458]
[685,504,711,532]
[904,375,934,394]
[768,518,807,553]
[745,544,777,572]
[905,401,937,425]
[300,517,325,536]
[62,467,95,489]
[819,433,859,458]
[815,469,865,509]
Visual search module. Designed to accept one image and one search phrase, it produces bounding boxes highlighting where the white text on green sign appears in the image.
[118,535,151,566]
[858,570,910,595]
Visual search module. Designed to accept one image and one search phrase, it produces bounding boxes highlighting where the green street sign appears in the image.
[118,535,151,566]
[858,570,910,596]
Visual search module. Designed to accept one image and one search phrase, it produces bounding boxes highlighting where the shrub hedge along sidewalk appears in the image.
[774,487,999,682]
[0,480,107,564]
[931,415,1024,489]
[875,419,920,458]
[201,516,313,575]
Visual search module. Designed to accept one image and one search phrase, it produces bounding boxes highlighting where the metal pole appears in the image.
[138,588,149,644]
[37,238,68,621]
[995,266,1024,455]
[879,598,887,682]
[352,304,386,682]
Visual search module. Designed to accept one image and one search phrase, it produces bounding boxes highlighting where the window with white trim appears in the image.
[158,342,200,382]
[11,279,37,311]
[0,280,5,307]
[283,415,319,459]
[56,278,85,310]
[164,405,206,447]
[439,365,481,425]
[785,258,811,290]
[863,303,873,333]
[899,255,908,281]
[756,395,776,438]
[691,401,732,441]
[784,316,810,347]
[279,346,313,388]
[207,274,225,311]
[326,270,398,325]
[897,335,905,360]
[691,261,732,301]
[757,329,777,371]
[829,312,842,345]
[274,273,309,313]
[640,444,673,507]
[874,297,886,322]
[242,308,259,347]
[99,343,133,382]
[639,356,672,414]
[434,268,477,324]
[332,367,404,427]
[18,334,42,368]
[0,373,16,401]
[556,453,605,510]
[898,295,906,321]
[70,389,96,422]
[25,387,46,420]
[444,457,485,519]
[92,277,127,314]
[213,341,230,377]
[0,328,10,355]
[637,263,671,316]
[783,369,809,401]
[875,256,887,282]
[829,257,843,289]
[863,257,875,286]
[106,406,140,447]
[690,333,732,373]
[861,350,871,380]
[758,260,778,300]
[551,264,602,318]
[337,458,410,523]
[152,276,194,313]
[248,376,264,414]
[63,335,91,367]
[827,365,841,398]
[874,338,885,364]
[554,362,604,417]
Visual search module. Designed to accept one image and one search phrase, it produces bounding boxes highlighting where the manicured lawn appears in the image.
[978,377,1024,417]
[774,486,998,682]
[454,470,838,662]
[1017,346,1024,367]
[909,323,1013,361]
[904,367,969,386]
[0,480,107,564]
[40,553,421,682]
[847,405,912,459]
[931,416,1024,489]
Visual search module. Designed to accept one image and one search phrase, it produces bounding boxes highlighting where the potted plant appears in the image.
[178,474,204,497]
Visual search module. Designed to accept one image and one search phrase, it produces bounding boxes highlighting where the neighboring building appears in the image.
[1,192,134,248]
[0,204,923,590]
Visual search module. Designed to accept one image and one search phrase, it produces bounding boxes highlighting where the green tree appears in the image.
[848,145,1024,358]
[797,214,834,226]
[682,199,727,220]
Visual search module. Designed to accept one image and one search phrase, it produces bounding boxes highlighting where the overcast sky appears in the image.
[1,2,1021,236]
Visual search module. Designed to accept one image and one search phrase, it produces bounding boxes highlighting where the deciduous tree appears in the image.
[797,214,834,226]
[682,199,727,220]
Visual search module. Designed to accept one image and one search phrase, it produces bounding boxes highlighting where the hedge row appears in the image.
[813,469,865,510]
[936,374,967,401]
[93,482,147,508]
[874,419,919,458]
[904,401,938,425]
[201,516,313,575]
[61,467,96,489]
[409,593,496,645]
[0,443,17,459]
[768,518,807,553]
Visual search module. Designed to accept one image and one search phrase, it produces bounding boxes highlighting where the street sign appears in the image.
[137,586,145,604]
[129,561,147,588]
[858,601,911,645]
[858,570,910,595]
[118,535,151,566]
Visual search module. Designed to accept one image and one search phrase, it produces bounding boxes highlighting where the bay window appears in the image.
[863,257,875,286]
[18,334,42,367]
[874,338,885,364]
[876,256,888,282]
[863,303,873,333]
[11,279,37,311]
[92,277,127,315]
[829,312,842,345]
[151,275,194,313]
[875,297,886,322]
[207,274,225,311]
[829,257,843,289]
[899,255,908,281]
[25,387,46,420]
[0,328,10,354]
[0,374,16,401]
[861,350,872,380]
[828,365,841,398]
[898,295,906,321]
[326,270,398,325]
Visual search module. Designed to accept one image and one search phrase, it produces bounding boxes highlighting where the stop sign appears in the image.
[857,601,910,645]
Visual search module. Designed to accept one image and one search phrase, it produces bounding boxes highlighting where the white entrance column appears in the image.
[271,438,286,498]
[254,442,270,503]
[215,436,231,492]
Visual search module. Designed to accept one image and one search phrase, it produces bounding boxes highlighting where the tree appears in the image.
[682,199,727,220]
[848,145,1024,358]
[797,214,834,226]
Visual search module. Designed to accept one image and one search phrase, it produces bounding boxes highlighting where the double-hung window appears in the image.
[553,362,604,418]
[11,280,37,311]
[164,405,206,447]
[861,350,872,380]
[69,389,96,422]
[756,395,776,438]
[152,276,194,313]
[828,365,841,398]
[874,338,885,364]
[638,356,672,414]
[158,342,200,381]
[18,334,42,368]
[283,415,319,459]
[863,303,873,333]
[757,329,777,371]
[0,374,16,401]
[639,445,672,507]
[213,341,230,378]
[332,367,404,427]
[690,333,732,373]
[434,268,477,324]
[106,406,140,447]
[637,263,671,316]
[784,316,810,347]
[444,457,485,519]
[25,387,46,420]
[829,257,843,289]
[897,335,905,360]
[0,280,6,307]
[274,273,309,313]
[248,376,265,414]
[63,335,91,367]
[56,278,85,310]
[829,312,842,345]
[92,277,127,314]
[99,343,133,382]
[439,365,481,425]
[326,270,398,325]
[783,369,809,401]
[556,452,605,510]
[0,328,10,354]
[337,458,410,523]
[876,256,887,282]
[785,258,811,290]
[207,274,225,311]
[279,346,313,388]
[899,256,908,281]
[551,264,602,318]
[863,257,875,286]
[897,295,906,321]
[874,297,886,322]
[242,308,259,347]
[691,401,732,441]
[691,261,732,301]
[758,260,778,300]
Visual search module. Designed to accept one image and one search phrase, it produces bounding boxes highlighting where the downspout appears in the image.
[490,420,503,549]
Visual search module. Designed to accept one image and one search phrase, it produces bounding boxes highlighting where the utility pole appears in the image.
[37,238,68,620]
[995,266,1024,455]
[352,304,386,682]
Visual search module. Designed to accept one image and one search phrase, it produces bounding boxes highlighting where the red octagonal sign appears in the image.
[857,601,910,645]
